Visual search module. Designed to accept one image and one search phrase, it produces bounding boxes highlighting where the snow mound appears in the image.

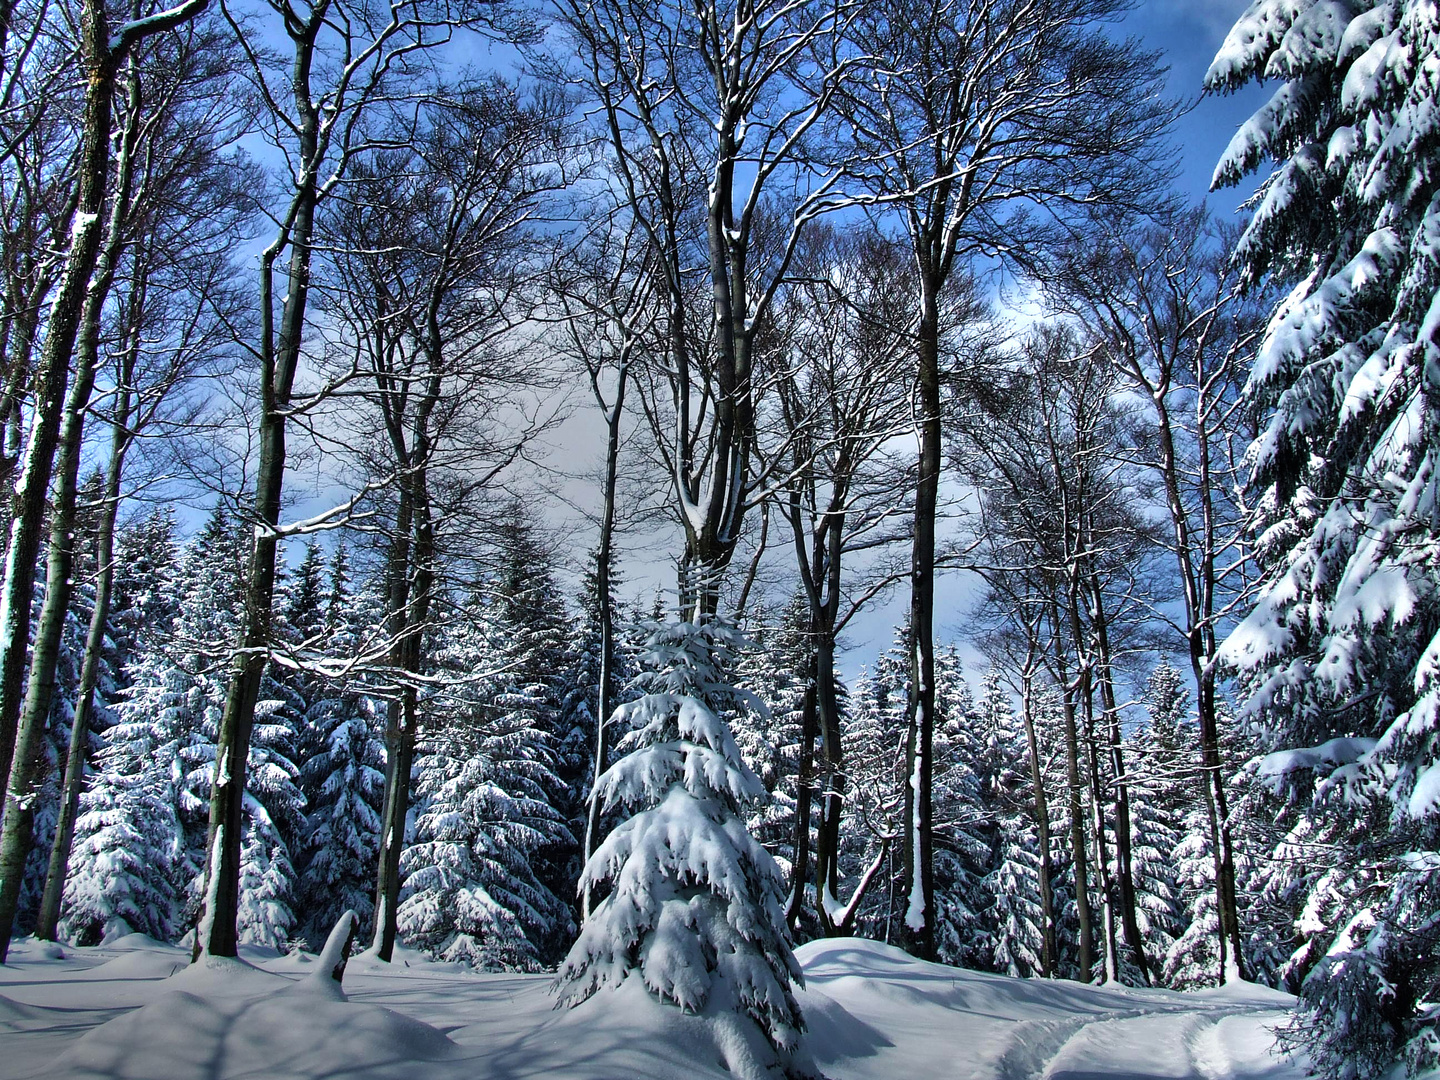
[554,973,821,1080]
[80,948,190,982]
[51,955,462,1080]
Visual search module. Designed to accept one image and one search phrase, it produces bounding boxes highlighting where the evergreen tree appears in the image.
[65,505,303,948]
[975,668,1047,978]
[556,551,637,917]
[1128,664,1189,982]
[294,545,386,948]
[397,585,573,968]
[731,594,809,869]
[839,634,909,942]
[1210,3,1440,1072]
[556,616,813,1079]
[930,646,990,969]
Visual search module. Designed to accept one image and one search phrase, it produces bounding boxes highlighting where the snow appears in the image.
[0,934,1309,1080]
[1256,736,1378,779]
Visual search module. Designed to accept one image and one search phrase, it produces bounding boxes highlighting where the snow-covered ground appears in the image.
[0,934,1305,1080]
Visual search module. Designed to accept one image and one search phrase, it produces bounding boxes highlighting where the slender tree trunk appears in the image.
[1152,393,1246,983]
[1082,674,1120,984]
[813,629,848,932]
[785,672,818,931]
[195,44,319,956]
[1051,620,1094,982]
[0,53,143,953]
[373,684,416,959]
[371,475,434,959]
[1088,569,1152,985]
[0,0,116,831]
[900,294,940,961]
[582,373,626,919]
[35,390,129,940]
[1017,653,1056,977]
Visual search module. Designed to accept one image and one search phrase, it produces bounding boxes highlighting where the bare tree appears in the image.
[314,80,567,959]
[191,0,537,958]
[0,0,214,961]
[762,226,916,935]
[551,201,659,917]
[0,0,210,828]
[29,28,253,940]
[835,0,1171,960]
[554,0,858,618]
[1053,207,1267,983]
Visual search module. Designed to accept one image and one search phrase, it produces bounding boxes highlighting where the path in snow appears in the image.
[0,935,1305,1080]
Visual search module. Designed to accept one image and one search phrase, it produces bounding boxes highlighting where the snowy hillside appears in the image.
[0,934,1303,1080]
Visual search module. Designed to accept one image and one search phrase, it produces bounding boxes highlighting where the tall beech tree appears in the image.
[318,82,565,959]
[836,0,1170,958]
[764,228,917,934]
[4,19,249,951]
[555,0,858,619]
[1053,208,1265,982]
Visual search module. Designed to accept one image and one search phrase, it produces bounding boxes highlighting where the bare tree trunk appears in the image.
[1050,609,1094,982]
[1088,568,1152,985]
[1019,664,1056,977]
[371,482,434,960]
[0,0,115,825]
[812,630,849,932]
[900,296,940,961]
[1153,394,1246,983]
[582,369,626,919]
[196,29,318,956]
[0,48,144,953]
[785,672,817,932]
[34,389,129,941]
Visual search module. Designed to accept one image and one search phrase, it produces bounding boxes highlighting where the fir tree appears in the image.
[555,616,814,1079]
[930,646,990,969]
[294,545,386,948]
[975,668,1047,978]
[397,584,573,968]
[1210,3,1440,1071]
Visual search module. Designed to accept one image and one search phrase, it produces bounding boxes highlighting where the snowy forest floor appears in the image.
[0,934,1306,1080]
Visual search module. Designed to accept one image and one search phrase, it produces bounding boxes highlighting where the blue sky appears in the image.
[1125,0,1269,209]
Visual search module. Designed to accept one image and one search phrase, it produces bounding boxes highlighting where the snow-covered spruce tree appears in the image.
[65,505,303,948]
[731,595,808,870]
[1209,3,1440,1073]
[1127,664,1188,982]
[837,635,909,941]
[974,668,1048,978]
[491,502,578,915]
[930,647,991,970]
[397,585,573,970]
[555,616,814,1080]
[295,546,387,948]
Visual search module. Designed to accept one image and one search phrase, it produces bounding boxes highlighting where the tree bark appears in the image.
[582,366,626,919]
[784,672,817,932]
[1018,664,1057,977]
[34,388,129,941]
[899,293,940,961]
[1088,567,1153,985]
